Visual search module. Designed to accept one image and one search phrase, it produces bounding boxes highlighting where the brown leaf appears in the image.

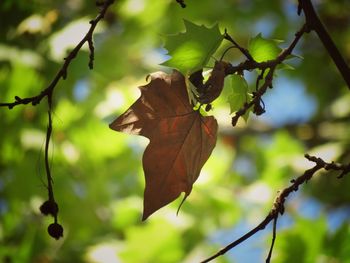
[110,71,218,220]
[190,60,229,104]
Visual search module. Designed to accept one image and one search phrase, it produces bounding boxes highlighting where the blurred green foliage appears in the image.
[0,0,350,262]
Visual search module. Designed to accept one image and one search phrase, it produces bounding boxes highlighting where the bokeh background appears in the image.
[1,0,350,262]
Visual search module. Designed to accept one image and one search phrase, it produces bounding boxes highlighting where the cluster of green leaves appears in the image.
[161,20,290,123]
[0,0,350,262]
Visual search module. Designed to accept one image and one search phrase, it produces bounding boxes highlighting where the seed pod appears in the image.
[40,200,58,216]
[205,103,212,112]
[48,223,64,240]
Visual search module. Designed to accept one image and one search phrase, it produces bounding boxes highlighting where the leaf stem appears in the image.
[224,29,254,61]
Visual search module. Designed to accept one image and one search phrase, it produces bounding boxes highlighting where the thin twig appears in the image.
[219,45,236,61]
[88,35,95,69]
[255,69,265,91]
[231,67,274,126]
[226,23,308,75]
[265,216,278,263]
[201,214,274,263]
[226,24,308,126]
[45,109,54,200]
[0,0,114,109]
[201,155,350,262]
[224,29,254,61]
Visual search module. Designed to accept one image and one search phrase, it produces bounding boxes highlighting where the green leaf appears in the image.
[248,33,282,62]
[161,20,224,74]
[227,74,251,121]
[277,63,295,71]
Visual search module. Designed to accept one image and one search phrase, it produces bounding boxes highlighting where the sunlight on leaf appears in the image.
[248,33,281,62]
[161,20,223,74]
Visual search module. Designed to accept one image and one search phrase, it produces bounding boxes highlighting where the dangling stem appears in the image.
[45,109,54,201]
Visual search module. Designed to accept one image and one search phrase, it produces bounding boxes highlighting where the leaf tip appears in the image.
[141,213,149,221]
[142,206,155,221]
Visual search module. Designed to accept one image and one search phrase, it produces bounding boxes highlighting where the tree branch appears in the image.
[226,24,308,126]
[0,0,114,109]
[231,66,275,126]
[225,23,308,75]
[201,155,350,263]
[299,0,350,89]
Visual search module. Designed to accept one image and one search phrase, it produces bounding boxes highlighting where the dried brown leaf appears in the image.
[110,71,218,220]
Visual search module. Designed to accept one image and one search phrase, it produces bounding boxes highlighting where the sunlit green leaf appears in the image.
[248,33,282,62]
[161,20,223,74]
[227,74,251,121]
